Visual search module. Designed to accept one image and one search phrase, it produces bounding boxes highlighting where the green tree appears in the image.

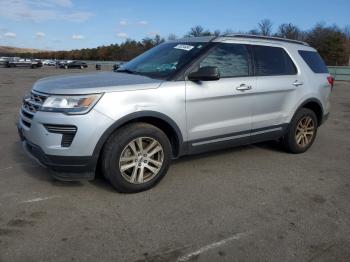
[306,23,348,65]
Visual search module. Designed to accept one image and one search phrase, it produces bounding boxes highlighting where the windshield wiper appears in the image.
[116,68,135,74]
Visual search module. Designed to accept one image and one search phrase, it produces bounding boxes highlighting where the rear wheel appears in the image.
[102,123,172,193]
[64,65,68,69]
[283,108,318,153]
[80,65,84,69]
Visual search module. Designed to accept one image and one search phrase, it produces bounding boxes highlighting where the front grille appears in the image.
[22,119,31,128]
[22,91,48,113]
[44,124,77,147]
[44,124,77,134]
[21,109,33,119]
[20,90,48,129]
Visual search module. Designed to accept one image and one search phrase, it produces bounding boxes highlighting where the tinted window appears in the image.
[252,45,297,76]
[199,43,249,77]
[298,50,328,73]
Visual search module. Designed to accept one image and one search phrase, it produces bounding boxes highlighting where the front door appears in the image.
[185,43,256,150]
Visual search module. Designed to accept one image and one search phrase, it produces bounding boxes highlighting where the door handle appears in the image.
[293,80,303,87]
[236,83,252,91]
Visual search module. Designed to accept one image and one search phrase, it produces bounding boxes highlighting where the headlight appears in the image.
[41,93,103,114]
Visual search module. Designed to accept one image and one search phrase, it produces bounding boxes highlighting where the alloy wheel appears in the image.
[295,116,315,148]
[119,137,164,184]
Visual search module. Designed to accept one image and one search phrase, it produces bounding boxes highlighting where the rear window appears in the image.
[252,45,297,76]
[298,50,328,73]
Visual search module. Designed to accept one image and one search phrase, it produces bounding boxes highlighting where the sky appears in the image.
[0,0,349,51]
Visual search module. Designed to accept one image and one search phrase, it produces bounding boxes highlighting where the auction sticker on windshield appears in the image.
[174,44,194,51]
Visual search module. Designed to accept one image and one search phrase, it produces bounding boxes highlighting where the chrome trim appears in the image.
[20,91,49,129]
[21,106,35,116]
[192,127,283,146]
[19,111,33,123]
[250,127,283,136]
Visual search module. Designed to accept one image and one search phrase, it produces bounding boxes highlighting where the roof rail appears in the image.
[222,34,309,46]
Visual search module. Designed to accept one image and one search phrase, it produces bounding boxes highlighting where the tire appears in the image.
[31,65,37,69]
[102,123,172,193]
[283,108,318,154]
[65,65,68,69]
[80,65,84,69]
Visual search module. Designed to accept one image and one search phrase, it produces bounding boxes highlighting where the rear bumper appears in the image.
[19,127,96,181]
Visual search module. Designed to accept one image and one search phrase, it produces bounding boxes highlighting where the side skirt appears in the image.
[183,124,288,155]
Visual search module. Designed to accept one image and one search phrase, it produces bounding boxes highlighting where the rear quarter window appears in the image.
[252,45,297,76]
[298,50,328,73]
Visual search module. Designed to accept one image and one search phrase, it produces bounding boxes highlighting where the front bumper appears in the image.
[18,108,114,181]
[19,108,113,156]
[19,128,96,180]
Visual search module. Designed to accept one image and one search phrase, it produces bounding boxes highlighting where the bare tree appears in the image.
[213,30,221,36]
[185,25,211,37]
[167,33,177,41]
[223,29,235,35]
[343,25,350,39]
[153,34,164,45]
[343,25,350,65]
[275,23,301,40]
[248,29,260,35]
[258,19,273,36]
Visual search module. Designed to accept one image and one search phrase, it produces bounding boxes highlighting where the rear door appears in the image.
[249,45,302,134]
[185,43,256,149]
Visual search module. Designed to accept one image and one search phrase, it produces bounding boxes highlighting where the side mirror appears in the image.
[188,66,220,81]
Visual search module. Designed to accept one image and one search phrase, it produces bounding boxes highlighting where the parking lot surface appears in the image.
[0,67,350,262]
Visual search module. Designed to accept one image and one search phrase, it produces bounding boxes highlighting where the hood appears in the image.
[33,71,163,95]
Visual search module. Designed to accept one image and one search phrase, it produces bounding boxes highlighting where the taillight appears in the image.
[327,76,335,88]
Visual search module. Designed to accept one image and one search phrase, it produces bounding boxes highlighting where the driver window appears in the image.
[199,43,249,78]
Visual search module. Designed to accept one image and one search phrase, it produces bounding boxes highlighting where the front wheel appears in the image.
[102,123,172,193]
[283,108,318,153]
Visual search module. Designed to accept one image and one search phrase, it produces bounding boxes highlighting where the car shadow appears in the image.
[13,141,84,187]
[14,139,287,191]
[172,140,287,164]
[88,169,117,193]
[253,140,287,153]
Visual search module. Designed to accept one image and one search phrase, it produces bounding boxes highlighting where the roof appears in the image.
[168,34,309,47]
[168,36,216,43]
[222,34,309,46]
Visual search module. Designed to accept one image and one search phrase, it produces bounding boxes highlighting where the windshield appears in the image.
[117,42,210,79]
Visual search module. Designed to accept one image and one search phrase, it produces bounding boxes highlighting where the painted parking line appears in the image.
[177,231,250,262]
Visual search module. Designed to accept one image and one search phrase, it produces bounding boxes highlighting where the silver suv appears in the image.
[18,35,333,193]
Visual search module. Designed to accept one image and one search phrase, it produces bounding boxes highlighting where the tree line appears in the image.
[10,20,350,66]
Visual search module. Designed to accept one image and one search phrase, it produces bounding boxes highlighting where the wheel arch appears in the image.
[93,111,184,161]
[295,98,324,126]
